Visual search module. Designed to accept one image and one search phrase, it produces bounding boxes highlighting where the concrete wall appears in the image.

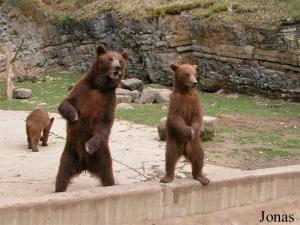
[1,165,300,225]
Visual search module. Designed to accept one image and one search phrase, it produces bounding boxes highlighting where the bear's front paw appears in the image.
[84,140,99,155]
[189,128,195,140]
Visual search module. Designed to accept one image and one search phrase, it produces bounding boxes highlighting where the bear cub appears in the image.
[26,108,54,152]
[160,63,209,185]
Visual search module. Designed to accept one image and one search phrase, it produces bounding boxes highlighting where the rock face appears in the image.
[157,116,217,141]
[13,88,32,99]
[0,7,299,101]
[121,78,144,91]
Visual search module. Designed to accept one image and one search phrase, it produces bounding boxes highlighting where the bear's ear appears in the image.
[121,51,129,60]
[50,117,54,123]
[170,63,179,72]
[96,45,106,56]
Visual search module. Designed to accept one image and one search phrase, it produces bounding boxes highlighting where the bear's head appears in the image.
[170,63,198,91]
[89,45,128,91]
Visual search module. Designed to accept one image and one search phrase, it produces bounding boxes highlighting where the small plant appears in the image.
[56,13,73,26]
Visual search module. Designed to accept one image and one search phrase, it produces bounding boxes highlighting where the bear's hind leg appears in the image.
[30,135,40,152]
[42,128,50,146]
[88,142,115,186]
[185,140,209,185]
[55,148,81,192]
[160,141,183,183]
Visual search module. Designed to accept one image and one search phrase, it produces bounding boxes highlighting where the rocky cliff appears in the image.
[0,8,299,101]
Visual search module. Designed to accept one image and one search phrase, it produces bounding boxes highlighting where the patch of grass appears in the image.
[140,0,215,18]
[69,0,96,9]
[200,92,300,118]
[217,126,235,133]
[8,0,43,18]
[0,73,82,112]
[254,147,296,160]
[116,104,167,125]
[233,129,300,150]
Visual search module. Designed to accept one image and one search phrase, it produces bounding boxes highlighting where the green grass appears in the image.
[0,73,82,112]
[117,104,167,125]
[0,72,300,125]
[254,147,296,160]
[199,92,300,118]
[234,129,300,150]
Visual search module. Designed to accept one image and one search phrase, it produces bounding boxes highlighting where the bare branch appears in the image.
[10,38,24,63]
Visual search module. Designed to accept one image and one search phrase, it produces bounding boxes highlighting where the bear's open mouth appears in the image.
[109,72,120,80]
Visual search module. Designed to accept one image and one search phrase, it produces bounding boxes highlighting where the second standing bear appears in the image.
[160,64,209,185]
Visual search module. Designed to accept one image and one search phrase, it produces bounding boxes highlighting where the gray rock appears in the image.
[117,88,140,103]
[157,117,167,141]
[155,89,171,103]
[13,88,32,99]
[116,103,134,110]
[200,116,217,141]
[128,90,140,103]
[139,87,159,104]
[121,78,144,91]
[116,88,131,95]
[116,95,132,104]
[157,116,217,141]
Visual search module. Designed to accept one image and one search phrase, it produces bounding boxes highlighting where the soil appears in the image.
[204,114,300,170]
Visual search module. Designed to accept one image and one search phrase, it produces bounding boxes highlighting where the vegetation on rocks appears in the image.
[3,0,300,25]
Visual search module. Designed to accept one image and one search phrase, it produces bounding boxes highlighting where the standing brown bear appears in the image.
[160,64,209,185]
[26,108,54,152]
[55,45,128,192]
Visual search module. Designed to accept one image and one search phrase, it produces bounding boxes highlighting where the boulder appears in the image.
[139,87,158,104]
[116,95,132,104]
[116,88,131,95]
[157,116,217,141]
[140,87,171,104]
[121,78,144,91]
[157,117,167,141]
[128,90,140,103]
[200,116,217,141]
[13,88,32,99]
[116,103,134,110]
[155,89,171,103]
[117,88,140,103]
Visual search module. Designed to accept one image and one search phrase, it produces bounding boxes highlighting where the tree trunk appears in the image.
[4,39,24,100]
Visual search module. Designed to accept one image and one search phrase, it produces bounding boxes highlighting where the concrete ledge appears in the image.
[1,165,300,225]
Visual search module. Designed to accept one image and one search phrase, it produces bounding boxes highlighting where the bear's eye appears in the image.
[185,74,190,77]
[108,58,113,62]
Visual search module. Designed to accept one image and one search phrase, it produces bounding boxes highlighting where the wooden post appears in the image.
[4,39,24,100]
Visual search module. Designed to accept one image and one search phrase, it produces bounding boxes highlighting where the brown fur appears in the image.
[55,45,128,192]
[26,108,54,152]
[160,64,209,185]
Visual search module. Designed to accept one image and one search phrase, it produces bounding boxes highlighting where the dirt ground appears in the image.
[0,110,299,200]
[0,110,237,200]
[205,114,300,170]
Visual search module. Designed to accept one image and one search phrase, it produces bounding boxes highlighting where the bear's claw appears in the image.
[85,143,92,154]
[73,111,79,121]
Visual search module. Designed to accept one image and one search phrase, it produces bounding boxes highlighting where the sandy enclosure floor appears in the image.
[0,110,237,200]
